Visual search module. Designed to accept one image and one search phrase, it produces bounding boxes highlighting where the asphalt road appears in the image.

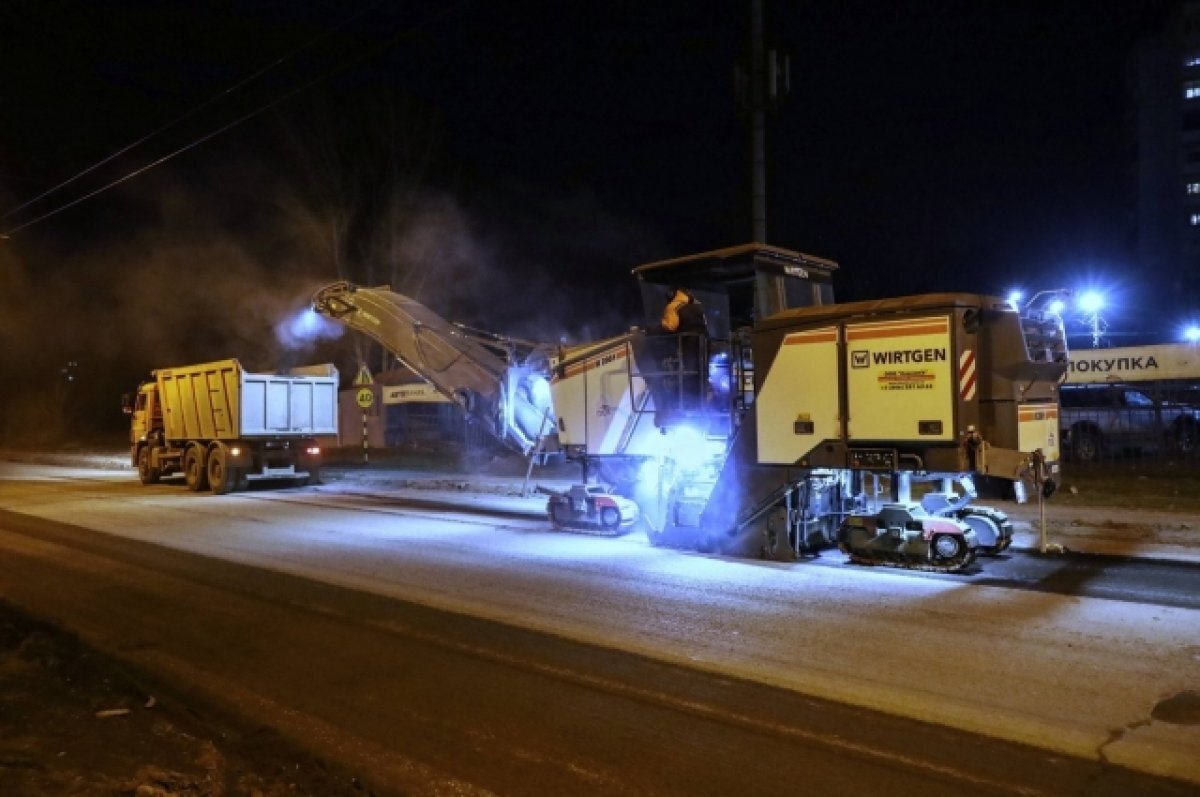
[832,550,1200,611]
[0,463,1198,795]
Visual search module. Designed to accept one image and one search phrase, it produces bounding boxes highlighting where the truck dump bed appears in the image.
[155,359,338,442]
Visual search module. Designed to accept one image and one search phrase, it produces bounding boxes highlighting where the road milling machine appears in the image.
[313,244,1068,572]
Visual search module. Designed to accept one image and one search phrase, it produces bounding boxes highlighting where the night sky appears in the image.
[0,1,1180,439]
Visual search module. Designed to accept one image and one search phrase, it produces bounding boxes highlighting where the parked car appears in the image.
[1059,383,1200,462]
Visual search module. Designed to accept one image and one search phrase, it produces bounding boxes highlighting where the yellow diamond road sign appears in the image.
[355,387,374,409]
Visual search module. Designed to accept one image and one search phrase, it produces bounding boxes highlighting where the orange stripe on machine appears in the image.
[846,319,949,341]
[554,348,629,382]
[784,327,838,345]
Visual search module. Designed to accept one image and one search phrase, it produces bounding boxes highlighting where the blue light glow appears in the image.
[1185,325,1200,343]
[664,425,723,466]
[1077,291,1105,314]
[1006,290,1022,309]
[275,308,343,348]
[1047,299,1066,315]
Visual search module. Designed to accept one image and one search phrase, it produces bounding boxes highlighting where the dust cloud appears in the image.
[0,166,662,446]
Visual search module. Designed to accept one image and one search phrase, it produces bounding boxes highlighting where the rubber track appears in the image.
[841,546,977,574]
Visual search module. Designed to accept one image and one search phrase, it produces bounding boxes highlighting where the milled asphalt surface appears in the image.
[320,464,1200,562]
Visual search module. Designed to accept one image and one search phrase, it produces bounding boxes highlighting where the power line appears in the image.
[1,0,457,238]
[3,0,393,223]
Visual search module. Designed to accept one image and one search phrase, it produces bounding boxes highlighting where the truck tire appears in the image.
[207,448,235,495]
[1173,419,1198,457]
[1070,426,1101,464]
[184,447,208,492]
[137,447,160,485]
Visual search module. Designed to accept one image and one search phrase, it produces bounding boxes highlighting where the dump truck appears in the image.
[125,359,338,493]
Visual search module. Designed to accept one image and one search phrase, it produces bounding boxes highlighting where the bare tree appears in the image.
[277,88,443,373]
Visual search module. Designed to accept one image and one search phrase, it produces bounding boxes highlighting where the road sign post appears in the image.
[355,386,374,463]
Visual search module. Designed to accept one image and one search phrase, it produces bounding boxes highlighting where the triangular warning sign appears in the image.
[353,365,374,386]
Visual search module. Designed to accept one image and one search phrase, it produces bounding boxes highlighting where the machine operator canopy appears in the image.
[632,243,838,337]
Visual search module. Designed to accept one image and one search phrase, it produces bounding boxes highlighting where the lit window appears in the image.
[1186,80,1200,98]
[1188,183,1200,194]
[1190,213,1200,226]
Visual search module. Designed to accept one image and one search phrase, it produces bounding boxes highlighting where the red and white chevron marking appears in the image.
[959,349,977,400]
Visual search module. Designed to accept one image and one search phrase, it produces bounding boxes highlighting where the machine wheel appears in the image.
[207,448,234,495]
[931,533,965,562]
[599,506,620,529]
[549,500,572,528]
[1070,427,1101,464]
[183,447,208,492]
[137,447,161,485]
[958,513,1001,553]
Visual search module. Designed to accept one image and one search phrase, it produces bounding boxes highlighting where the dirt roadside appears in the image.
[0,600,371,797]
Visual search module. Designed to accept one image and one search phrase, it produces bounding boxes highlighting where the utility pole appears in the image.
[737,0,789,244]
[750,0,767,243]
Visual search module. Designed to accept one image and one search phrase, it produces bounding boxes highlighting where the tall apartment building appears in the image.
[1130,1,1200,317]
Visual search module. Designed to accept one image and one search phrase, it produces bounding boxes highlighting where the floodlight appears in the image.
[1077,291,1105,314]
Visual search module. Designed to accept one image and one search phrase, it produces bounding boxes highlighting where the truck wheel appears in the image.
[184,447,208,492]
[1070,428,1101,463]
[137,447,161,485]
[207,449,234,495]
[1173,420,1198,457]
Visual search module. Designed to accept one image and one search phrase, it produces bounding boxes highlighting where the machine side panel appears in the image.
[755,326,840,464]
[845,316,955,442]
[1018,403,1060,462]
[551,341,656,454]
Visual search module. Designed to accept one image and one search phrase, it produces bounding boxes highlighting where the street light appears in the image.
[1185,324,1200,343]
[1077,291,1104,314]
[1021,288,1072,317]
